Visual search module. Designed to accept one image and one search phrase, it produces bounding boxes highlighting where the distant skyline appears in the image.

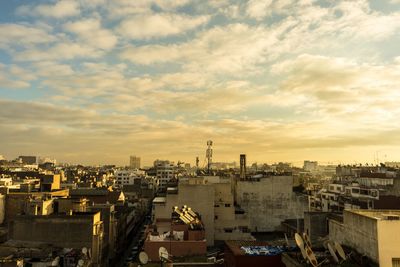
[1,0,400,166]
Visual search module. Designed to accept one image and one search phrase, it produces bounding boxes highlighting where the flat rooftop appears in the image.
[349,209,400,220]
[153,197,166,204]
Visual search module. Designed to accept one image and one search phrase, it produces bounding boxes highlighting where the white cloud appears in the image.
[246,0,273,20]
[16,0,80,18]
[118,13,209,39]
[64,18,117,50]
[0,24,56,49]
[14,42,101,61]
[120,23,280,74]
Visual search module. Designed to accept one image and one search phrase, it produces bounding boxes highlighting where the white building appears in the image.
[129,156,141,169]
[303,160,318,172]
[114,169,145,187]
[154,160,175,191]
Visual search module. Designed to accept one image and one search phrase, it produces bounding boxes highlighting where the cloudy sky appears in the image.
[1,0,400,166]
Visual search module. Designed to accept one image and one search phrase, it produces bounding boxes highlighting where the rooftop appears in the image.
[349,209,400,220]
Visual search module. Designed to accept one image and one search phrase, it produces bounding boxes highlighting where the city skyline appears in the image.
[1,0,400,166]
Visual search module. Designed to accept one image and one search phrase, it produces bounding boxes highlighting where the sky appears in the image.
[1,0,400,166]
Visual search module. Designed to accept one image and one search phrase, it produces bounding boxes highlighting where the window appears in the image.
[352,188,360,194]
[214,215,218,220]
[392,258,400,267]
[225,204,231,207]
[224,228,233,233]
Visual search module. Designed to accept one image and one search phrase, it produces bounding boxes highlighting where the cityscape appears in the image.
[1,0,400,267]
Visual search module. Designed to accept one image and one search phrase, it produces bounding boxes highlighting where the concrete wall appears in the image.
[377,219,400,266]
[304,212,329,243]
[0,194,5,224]
[329,211,379,262]
[237,176,307,231]
[213,183,252,241]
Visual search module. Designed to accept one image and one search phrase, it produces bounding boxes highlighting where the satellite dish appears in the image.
[328,242,339,263]
[305,246,318,267]
[335,242,346,260]
[303,232,312,248]
[77,259,84,267]
[159,247,169,260]
[294,233,304,248]
[51,256,60,266]
[139,252,149,265]
[299,244,307,260]
[82,247,88,256]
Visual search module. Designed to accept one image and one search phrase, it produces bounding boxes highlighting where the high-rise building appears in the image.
[303,160,318,172]
[154,160,175,191]
[240,154,246,180]
[129,156,141,169]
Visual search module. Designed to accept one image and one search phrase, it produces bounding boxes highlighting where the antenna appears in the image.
[328,242,339,263]
[335,242,346,260]
[139,252,149,265]
[284,233,289,247]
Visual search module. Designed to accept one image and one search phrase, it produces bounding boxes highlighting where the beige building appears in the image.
[330,209,400,267]
[153,176,253,246]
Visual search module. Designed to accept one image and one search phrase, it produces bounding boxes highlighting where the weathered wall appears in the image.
[304,212,329,243]
[9,216,94,248]
[237,176,307,231]
[329,211,378,262]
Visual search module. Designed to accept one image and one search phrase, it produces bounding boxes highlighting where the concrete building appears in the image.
[153,176,253,246]
[303,160,318,172]
[154,160,175,191]
[114,169,145,187]
[9,211,104,266]
[236,174,307,232]
[330,209,400,267]
[129,156,141,169]
[4,189,69,222]
[88,204,117,263]
[40,173,61,191]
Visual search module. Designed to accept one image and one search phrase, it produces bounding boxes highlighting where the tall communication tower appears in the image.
[206,140,213,174]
